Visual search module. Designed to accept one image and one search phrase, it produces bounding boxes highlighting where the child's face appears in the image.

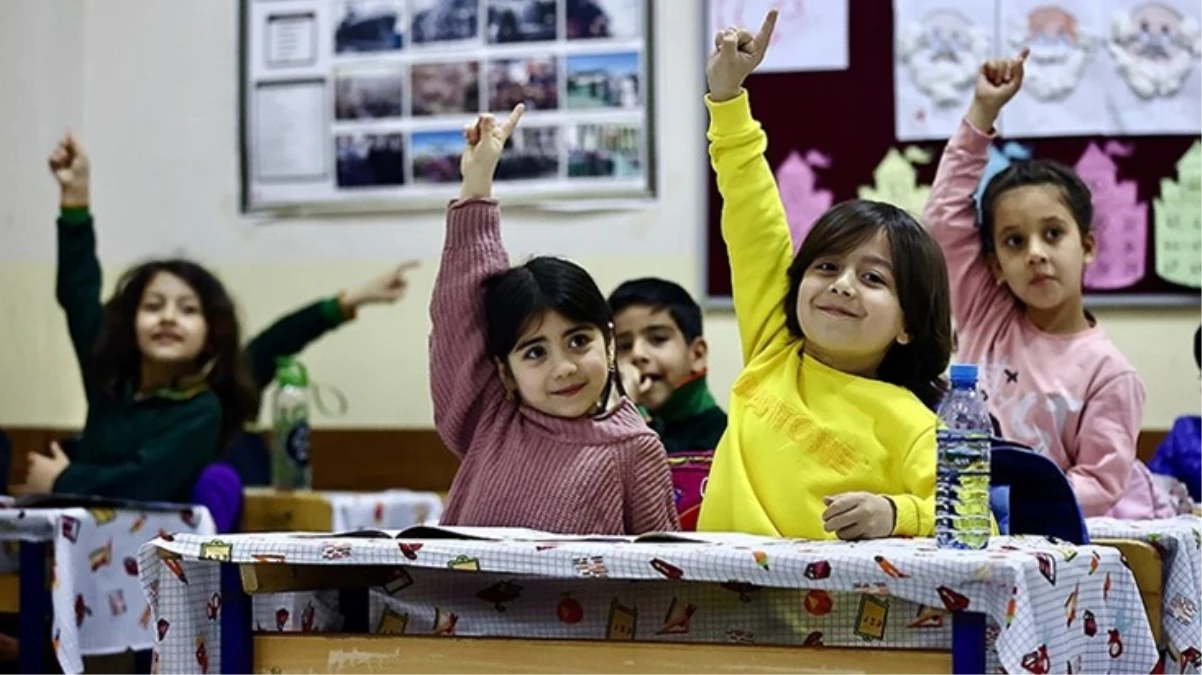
[613,305,707,412]
[499,310,612,418]
[135,272,208,366]
[794,230,909,376]
[988,185,1096,311]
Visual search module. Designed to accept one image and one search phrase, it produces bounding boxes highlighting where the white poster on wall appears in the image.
[893,0,996,141]
[997,0,1112,138]
[706,0,849,73]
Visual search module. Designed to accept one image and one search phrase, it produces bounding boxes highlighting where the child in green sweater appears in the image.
[16,134,260,503]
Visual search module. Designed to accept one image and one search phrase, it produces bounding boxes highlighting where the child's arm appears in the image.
[52,394,223,501]
[1066,373,1145,516]
[705,11,792,364]
[623,434,681,534]
[244,263,418,390]
[429,106,525,457]
[49,134,103,387]
[922,51,1029,332]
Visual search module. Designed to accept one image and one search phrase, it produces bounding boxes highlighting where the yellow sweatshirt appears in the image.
[696,91,938,539]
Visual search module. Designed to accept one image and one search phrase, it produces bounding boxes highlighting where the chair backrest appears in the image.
[192,462,244,534]
[991,440,1089,545]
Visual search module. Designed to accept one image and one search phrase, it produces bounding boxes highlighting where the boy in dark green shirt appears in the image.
[610,278,727,452]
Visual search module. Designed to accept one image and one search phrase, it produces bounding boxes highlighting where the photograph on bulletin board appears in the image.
[704,0,1201,308]
[239,0,656,215]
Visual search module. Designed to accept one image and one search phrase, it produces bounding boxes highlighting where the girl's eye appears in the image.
[522,346,546,361]
[1045,228,1062,241]
[568,333,592,350]
[814,261,838,272]
[1004,235,1023,248]
[863,272,886,285]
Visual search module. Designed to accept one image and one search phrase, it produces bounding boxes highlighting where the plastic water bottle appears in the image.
[272,357,312,490]
[935,363,992,550]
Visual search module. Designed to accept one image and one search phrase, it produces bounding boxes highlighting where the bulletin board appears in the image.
[703,0,1202,308]
[238,0,656,216]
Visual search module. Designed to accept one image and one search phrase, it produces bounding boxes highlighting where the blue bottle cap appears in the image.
[949,363,978,386]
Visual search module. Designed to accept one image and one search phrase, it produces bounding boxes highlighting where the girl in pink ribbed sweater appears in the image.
[429,105,679,535]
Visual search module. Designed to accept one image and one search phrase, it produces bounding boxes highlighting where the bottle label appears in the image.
[285,423,311,466]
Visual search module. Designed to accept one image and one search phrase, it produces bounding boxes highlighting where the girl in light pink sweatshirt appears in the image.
[428,105,679,535]
[923,50,1172,519]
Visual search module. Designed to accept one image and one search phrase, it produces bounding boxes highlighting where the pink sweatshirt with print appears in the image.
[924,120,1163,519]
[429,198,680,535]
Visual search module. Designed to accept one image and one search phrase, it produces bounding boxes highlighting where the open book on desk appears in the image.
[322,524,788,546]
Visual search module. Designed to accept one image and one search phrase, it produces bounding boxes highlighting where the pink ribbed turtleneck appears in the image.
[428,198,679,535]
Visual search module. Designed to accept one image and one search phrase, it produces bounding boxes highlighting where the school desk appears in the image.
[241,488,444,533]
[0,504,214,674]
[139,531,1159,674]
[1088,516,1202,671]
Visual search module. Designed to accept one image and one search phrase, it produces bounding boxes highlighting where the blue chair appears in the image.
[191,463,244,534]
[990,439,1089,545]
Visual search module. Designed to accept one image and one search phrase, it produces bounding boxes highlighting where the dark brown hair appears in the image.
[784,199,954,409]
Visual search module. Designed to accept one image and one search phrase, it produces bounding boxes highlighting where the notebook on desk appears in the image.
[323,524,787,546]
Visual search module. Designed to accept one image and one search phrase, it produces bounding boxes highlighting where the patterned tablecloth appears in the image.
[140,532,1157,674]
[247,490,443,633]
[0,505,214,674]
[324,490,443,532]
[1087,515,1202,673]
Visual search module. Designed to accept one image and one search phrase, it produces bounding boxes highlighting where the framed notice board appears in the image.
[703,0,1201,308]
[239,0,657,216]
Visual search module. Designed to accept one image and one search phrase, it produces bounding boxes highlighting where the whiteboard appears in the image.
[239,0,657,215]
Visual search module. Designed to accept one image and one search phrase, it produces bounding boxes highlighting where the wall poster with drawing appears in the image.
[240,0,655,214]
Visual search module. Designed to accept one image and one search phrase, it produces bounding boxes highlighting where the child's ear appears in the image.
[493,357,517,399]
[688,337,709,374]
[1080,231,1097,265]
[987,252,1007,287]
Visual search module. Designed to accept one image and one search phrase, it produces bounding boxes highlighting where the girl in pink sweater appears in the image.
[429,105,679,535]
[924,51,1170,519]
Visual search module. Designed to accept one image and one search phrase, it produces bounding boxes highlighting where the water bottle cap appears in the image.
[275,357,309,387]
[948,363,978,386]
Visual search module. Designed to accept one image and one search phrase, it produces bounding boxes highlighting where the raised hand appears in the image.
[459,103,525,199]
[706,9,778,102]
[342,261,420,311]
[968,48,1029,131]
[47,133,90,207]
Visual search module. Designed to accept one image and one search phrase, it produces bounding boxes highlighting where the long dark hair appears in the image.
[483,256,623,400]
[90,259,259,444]
[783,199,953,409]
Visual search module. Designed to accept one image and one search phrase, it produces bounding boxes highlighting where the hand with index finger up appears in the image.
[460,103,525,199]
[706,9,778,103]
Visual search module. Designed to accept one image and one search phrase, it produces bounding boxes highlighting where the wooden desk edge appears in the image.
[253,634,953,674]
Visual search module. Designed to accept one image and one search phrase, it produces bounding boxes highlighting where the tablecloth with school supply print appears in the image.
[1088,515,1202,673]
[0,504,214,674]
[247,489,443,634]
[140,532,1157,674]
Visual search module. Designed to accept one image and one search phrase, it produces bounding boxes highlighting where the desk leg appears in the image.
[339,588,369,633]
[19,541,49,675]
[219,563,251,674]
[951,611,987,675]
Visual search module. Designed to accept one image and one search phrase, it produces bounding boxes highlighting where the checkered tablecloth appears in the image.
[0,505,214,674]
[140,531,1157,674]
[1088,515,1202,673]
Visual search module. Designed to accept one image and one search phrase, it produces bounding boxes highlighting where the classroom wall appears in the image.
[0,0,1197,431]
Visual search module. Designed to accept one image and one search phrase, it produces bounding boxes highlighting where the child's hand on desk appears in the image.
[459,104,525,199]
[821,492,894,540]
[48,132,90,208]
[13,442,70,495]
[706,8,778,102]
[341,261,421,312]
